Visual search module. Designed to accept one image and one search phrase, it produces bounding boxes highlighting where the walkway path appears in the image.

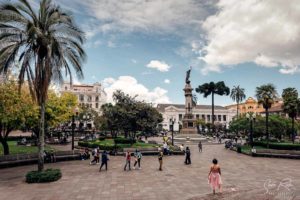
[0,144,299,200]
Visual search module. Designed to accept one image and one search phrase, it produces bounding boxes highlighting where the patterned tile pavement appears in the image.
[0,144,299,200]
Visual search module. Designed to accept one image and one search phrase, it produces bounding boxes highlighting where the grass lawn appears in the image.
[0,141,54,155]
[240,145,266,154]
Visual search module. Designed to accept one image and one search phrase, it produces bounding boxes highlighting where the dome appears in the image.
[245,97,256,103]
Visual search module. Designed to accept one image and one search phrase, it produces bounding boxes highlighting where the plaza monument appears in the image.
[180,68,198,134]
[174,67,207,143]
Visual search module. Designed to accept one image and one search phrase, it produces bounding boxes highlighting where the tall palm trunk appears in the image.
[236,102,239,117]
[212,93,215,133]
[292,117,295,144]
[38,101,45,172]
[265,108,269,148]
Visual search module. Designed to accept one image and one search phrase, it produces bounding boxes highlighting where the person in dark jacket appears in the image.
[185,146,191,165]
[99,151,109,171]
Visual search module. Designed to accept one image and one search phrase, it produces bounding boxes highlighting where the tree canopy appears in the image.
[101,90,163,138]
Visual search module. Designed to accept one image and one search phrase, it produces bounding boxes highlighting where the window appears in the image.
[95,96,99,102]
[79,95,84,102]
[202,115,205,120]
[87,96,92,102]
[223,115,227,121]
[65,86,67,90]
[218,115,221,121]
[207,115,210,121]
[196,114,199,119]
[179,114,183,120]
[96,103,99,108]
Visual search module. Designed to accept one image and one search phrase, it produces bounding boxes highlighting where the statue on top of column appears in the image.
[185,67,192,84]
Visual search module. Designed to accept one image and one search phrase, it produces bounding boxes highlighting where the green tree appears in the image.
[0,82,38,155]
[230,85,246,117]
[196,81,230,131]
[255,84,278,148]
[101,103,120,137]
[0,0,86,171]
[101,90,163,139]
[282,87,299,143]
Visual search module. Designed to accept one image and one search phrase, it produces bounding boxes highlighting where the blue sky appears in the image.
[49,0,300,106]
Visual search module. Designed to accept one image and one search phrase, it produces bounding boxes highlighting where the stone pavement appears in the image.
[0,145,299,200]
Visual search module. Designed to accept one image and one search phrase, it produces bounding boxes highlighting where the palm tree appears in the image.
[255,84,278,148]
[230,86,246,118]
[196,81,230,132]
[0,0,86,171]
[282,88,299,143]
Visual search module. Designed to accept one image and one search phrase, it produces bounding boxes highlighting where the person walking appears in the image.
[99,150,109,171]
[185,146,191,165]
[163,142,168,155]
[124,151,131,171]
[208,158,222,195]
[158,149,163,171]
[198,141,202,152]
[90,147,100,165]
[133,149,142,169]
[95,147,100,164]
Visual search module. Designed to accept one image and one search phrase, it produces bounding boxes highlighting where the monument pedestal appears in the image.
[180,114,197,134]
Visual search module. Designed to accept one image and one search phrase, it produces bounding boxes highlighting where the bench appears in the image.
[0,150,81,169]
[252,149,300,159]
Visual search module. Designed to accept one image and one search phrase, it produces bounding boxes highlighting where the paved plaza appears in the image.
[0,144,299,200]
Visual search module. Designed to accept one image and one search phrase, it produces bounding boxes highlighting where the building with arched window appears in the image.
[61,82,107,113]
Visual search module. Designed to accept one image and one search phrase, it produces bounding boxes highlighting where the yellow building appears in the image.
[226,97,283,116]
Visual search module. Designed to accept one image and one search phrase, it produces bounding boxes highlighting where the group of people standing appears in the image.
[123,150,142,171]
[85,143,222,195]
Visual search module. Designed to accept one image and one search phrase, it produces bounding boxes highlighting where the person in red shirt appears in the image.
[124,151,131,171]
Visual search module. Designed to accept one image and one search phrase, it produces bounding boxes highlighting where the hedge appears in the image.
[114,138,136,144]
[78,141,117,151]
[26,169,62,183]
[253,141,300,150]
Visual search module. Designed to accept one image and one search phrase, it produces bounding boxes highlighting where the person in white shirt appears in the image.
[163,142,168,155]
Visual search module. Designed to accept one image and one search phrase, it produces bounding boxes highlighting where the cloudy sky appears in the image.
[50,0,300,105]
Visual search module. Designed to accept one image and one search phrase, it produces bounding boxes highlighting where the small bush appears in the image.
[26,168,62,183]
[99,136,106,141]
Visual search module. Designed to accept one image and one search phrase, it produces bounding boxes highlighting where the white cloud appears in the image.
[147,60,171,72]
[102,76,171,104]
[198,0,300,74]
[164,79,170,84]
[107,40,116,48]
[56,0,215,37]
[94,40,102,47]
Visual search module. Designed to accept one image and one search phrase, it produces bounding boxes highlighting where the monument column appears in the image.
[180,68,197,134]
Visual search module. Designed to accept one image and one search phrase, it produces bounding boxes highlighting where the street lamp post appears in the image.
[246,113,256,148]
[72,107,79,150]
[170,117,176,146]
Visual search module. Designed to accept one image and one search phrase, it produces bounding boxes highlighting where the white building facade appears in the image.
[61,82,107,113]
[157,104,236,131]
